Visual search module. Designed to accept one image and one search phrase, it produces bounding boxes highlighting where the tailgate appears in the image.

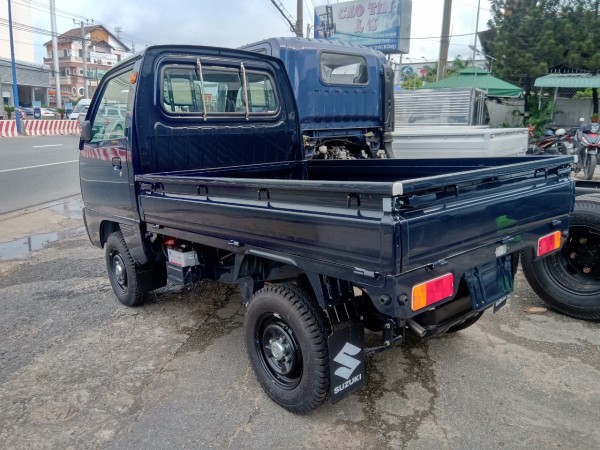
[394,156,575,272]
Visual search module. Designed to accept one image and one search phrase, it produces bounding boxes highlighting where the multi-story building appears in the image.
[43,25,130,106]
[0,0,34,64]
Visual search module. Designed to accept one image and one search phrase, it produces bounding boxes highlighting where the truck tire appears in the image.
[245,283,329,413]
[105,231,146,307]
[520,197,600,320]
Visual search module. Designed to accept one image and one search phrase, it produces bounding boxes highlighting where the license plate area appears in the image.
[464,255,514,311]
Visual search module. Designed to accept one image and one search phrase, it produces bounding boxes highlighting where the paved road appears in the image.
[0,135,80,214]
[0,198,598,449]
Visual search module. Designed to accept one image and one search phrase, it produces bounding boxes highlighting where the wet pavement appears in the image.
[0,197,598,449]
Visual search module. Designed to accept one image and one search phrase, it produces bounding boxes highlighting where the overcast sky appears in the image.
[29,0,491,65]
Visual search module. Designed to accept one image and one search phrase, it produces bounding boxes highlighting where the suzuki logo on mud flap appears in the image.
[333,342,361,379]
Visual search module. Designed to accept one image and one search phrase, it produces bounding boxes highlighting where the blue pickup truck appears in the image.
[79,45,574,413]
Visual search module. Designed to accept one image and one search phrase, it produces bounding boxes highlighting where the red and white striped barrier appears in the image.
[0,119,80,138]
[0,120,18,137]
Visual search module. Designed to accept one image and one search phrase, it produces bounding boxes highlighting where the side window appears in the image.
[89,69,131,144]
[320,52,368,85]
[161,63,277,116]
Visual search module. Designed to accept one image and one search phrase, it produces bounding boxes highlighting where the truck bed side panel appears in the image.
[139,193,389,272]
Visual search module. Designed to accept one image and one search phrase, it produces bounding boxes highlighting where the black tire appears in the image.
[245,283,329,413]
[582,153,597,180]
[520,198,600,320]
[105,231,146,307]
[446,311,484,333]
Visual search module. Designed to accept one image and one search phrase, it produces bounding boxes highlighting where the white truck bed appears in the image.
[391,127,529,159]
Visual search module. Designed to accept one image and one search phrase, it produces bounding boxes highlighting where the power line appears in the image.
[269,0,296,34]
[11,0,155,47]
[260,0,295,33]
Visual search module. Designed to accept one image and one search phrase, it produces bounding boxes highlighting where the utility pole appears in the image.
[7,0,22,134]
[437,0,452,81]
[296,0,303,38]
[75,20,89,98]
[49,0,61,109]
[470,0,481,64]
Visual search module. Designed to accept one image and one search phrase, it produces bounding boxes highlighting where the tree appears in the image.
[488,0,600,113]
[4,105,15,119]
[488,0,565,82]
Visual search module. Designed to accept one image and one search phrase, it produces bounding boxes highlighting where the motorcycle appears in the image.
[573,118,599,180]
[526,127,570,155]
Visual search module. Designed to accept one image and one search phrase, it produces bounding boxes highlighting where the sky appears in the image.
[26,0,492,65]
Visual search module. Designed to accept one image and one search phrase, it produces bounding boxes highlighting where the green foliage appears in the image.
[4,105,15,119]
[403,57,476,89]
[526,97,554,137]
[574,88,594,98]
[488,0,600,82]
[56,107,66,119]
[401,76,424,89]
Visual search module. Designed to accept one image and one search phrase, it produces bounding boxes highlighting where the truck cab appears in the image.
[242,37,395,159]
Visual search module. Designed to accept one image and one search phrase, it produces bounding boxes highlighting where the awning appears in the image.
[421,67,522,97]
[534,74,600,88]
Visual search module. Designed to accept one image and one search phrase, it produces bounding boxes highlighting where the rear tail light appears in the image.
[411,273,454,311]
[537,231,562,257]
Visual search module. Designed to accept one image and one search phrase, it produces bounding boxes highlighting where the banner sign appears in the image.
[314,0,412,53]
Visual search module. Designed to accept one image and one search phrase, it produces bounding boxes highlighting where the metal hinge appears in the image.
[353,267,380,279]
[426,259,448,271]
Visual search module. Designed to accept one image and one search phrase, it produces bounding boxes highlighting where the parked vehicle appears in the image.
[521,182,600,320]
[69,99,91,120]
[572,119,599,180]
[19,106,34,117]
[79,45,574,412]
[244,39,529,160]
[527,128,570,156]
[40,108,56,118]
[242,38,395,159]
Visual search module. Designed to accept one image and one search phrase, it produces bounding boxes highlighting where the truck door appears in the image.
[79,66,135,221]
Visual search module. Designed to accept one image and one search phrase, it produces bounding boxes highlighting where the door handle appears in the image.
[112,157,122,170]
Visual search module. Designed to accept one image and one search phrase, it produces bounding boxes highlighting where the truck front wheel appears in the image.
[245,284,329,413]
[105,231,145,307]
[520,196,600,320]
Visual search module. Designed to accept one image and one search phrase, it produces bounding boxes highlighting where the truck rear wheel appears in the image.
[520,196,600,320]
[245,283,329,413]
[105,231,146,307]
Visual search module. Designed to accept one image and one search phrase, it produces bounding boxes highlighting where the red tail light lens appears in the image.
[537,231,562,257]
[411,273,454,311]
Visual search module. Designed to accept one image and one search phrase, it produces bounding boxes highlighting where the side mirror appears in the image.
[80,120,92,142]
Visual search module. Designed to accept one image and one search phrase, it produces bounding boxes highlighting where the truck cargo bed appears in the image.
[136,156,574,275]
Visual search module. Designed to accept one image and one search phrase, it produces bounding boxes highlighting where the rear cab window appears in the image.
[161,60,278,117]
[320,52,368,85]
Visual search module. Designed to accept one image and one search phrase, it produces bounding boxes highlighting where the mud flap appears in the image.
[464,254,514,313]
[328,304,365,403]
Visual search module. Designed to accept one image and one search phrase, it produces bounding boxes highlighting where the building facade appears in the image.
[0,57,51,112]
[0,0,34,64]
[44,25,130,105]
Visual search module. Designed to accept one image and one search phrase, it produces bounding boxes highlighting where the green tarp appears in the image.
[421,67,523,98]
